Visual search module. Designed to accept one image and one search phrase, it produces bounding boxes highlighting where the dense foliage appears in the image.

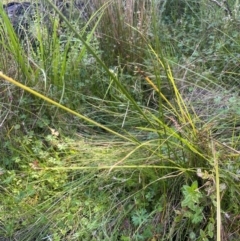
[0,0,239,240]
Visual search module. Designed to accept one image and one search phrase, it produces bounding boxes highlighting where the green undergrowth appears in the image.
[1,115,239,240]
[0,0,240,240]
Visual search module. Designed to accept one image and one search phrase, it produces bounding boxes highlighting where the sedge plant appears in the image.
[0,0,239,240]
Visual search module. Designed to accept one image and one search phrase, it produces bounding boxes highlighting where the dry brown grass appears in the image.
[91,0,152,64]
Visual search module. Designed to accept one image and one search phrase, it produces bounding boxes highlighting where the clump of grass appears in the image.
[90,0,152,65]
[0,0,240,240]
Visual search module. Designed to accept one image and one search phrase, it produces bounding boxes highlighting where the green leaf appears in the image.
[207,222,214,238]
[181,181,202,210]
[191,207,203,224]
[131,209,148,227]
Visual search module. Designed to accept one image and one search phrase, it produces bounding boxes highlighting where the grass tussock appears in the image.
[91,0,152,64]
[0,0,240,240]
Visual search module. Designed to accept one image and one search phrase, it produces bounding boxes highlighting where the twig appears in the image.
[209,0,232,16]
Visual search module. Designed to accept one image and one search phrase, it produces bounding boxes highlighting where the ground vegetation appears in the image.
[0,0,239,240]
